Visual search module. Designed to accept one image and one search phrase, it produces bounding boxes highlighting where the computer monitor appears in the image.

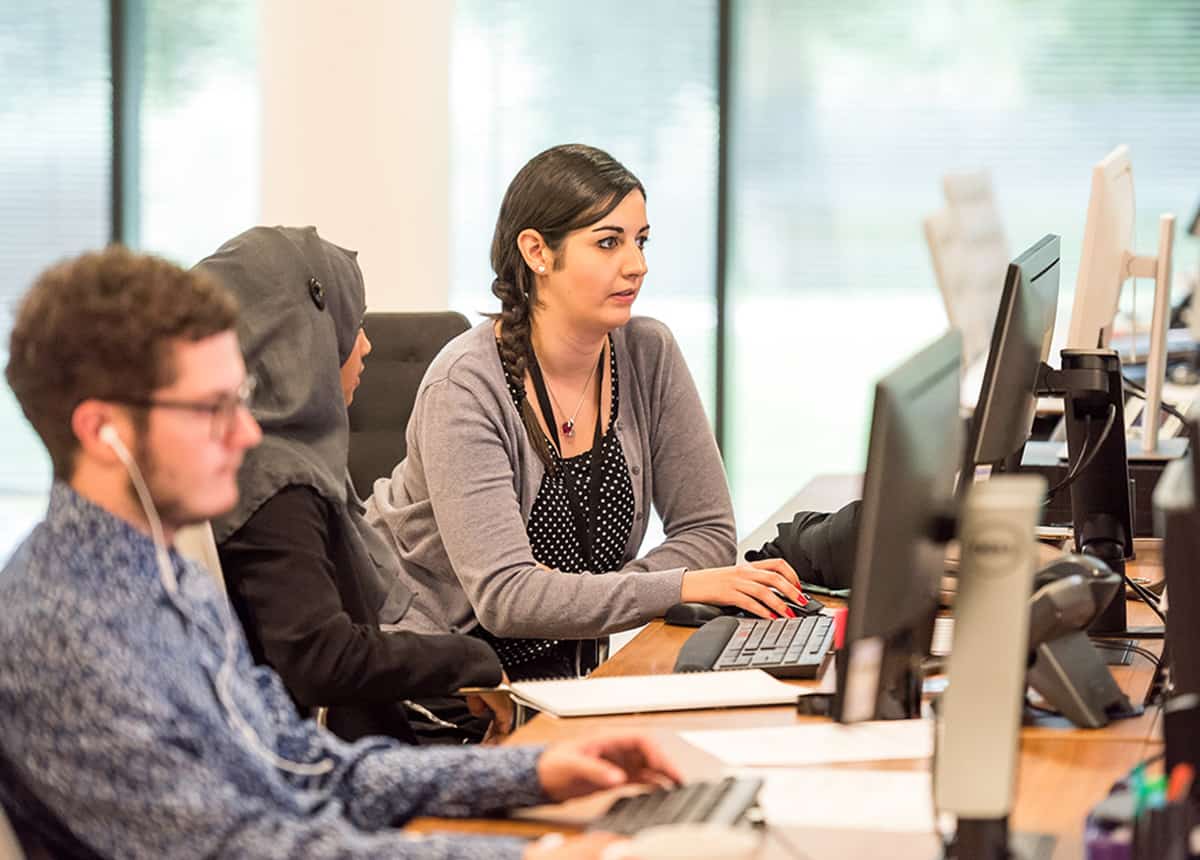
[1156,414,1200,694]
[1066,144,1177,456]
[1067,147,1135,352]
[834,330,962,723]
[963,234,1061,476]
[1155,415,1200,796]
[923,170,1011,368]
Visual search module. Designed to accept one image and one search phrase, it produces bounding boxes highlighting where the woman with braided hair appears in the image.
[366,144,805,680]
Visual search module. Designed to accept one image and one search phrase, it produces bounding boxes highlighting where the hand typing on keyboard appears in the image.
[680,557,807,619]
[536,733,683,802]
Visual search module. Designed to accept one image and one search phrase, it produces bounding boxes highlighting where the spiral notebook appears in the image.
[503,669,799,717]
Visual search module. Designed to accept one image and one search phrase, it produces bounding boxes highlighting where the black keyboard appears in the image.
[674,614,835,679]
[589,776,763,836]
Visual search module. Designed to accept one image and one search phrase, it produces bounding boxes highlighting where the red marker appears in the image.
[832,606,849,650]
[1167,762,1195,803]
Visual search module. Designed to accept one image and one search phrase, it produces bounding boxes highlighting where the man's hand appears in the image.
[537,733,682,803]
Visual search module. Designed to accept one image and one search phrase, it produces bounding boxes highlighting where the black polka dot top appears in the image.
[476,337,635,679]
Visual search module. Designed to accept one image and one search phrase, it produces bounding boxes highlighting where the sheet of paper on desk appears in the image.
[507,669,799,717]
[681,718,933,767]
[738,767,936,832]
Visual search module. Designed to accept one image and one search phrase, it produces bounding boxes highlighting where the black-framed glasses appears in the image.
[109,375,257,441]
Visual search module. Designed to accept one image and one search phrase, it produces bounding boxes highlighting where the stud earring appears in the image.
[537,265,546,274]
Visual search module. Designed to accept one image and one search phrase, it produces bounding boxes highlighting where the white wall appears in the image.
[259,0,452,310]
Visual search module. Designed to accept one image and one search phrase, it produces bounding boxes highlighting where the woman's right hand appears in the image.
[679,558,806,619]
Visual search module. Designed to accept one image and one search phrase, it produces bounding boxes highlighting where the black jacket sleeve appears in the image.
[217,485,502,708]
[744,501,862,590]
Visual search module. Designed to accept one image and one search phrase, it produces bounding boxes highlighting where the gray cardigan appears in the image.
[364,316,737,639]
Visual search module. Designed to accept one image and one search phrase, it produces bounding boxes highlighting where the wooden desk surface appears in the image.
[410,477,1166,857]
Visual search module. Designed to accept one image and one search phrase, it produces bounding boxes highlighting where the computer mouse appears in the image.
[662,592,825,627]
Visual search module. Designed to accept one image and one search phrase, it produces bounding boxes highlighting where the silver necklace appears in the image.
[544,348,602,438]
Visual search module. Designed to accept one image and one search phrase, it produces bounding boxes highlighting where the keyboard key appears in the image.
[745,623,767,650]
[796,615,817,642]
[679,778,733,823]
[778,617,803,646]
[761,619,787,648]
[590,777,762,835]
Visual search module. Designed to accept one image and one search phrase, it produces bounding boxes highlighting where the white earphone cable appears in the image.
[101,425,334,777]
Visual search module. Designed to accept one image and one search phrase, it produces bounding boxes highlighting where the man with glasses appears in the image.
[0,246,676,859]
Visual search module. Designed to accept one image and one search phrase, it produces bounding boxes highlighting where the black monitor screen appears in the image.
[966,234,1061,472]
[837,329,962,722]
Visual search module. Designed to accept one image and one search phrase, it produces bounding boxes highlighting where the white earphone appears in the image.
[98,420,333,777]
[99,422,121,449]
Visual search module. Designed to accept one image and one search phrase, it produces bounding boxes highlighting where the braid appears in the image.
[491,275,557,472]
[487,144,644,473]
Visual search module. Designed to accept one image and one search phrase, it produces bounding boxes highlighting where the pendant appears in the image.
[562,419,575,438]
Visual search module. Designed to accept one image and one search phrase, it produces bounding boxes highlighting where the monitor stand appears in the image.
[1126,433,1189,463]
[944,819,1055,860]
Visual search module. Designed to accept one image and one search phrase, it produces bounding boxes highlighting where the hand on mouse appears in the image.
[680,557,806,619]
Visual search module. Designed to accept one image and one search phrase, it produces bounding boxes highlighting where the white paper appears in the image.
[681,719,933,767]
[508,669,798,717]
[736,767,936,833]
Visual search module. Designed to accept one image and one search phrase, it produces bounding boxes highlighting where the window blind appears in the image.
[0,0,110,495]
[727,0,1200,525]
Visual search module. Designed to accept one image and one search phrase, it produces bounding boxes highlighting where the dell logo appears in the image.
[964,523,1026,577]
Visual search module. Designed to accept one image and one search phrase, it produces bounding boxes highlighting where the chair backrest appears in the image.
[347,311,471,499]
[174,521,226,590]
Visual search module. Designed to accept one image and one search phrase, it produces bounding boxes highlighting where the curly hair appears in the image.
[489,143,644,469]
[6,245,238,480]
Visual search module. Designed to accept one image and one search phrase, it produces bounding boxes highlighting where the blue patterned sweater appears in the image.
[0,484,545,858]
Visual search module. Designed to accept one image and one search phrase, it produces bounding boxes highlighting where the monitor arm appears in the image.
[1032,350,1135,634]
[1033,361,1109,399]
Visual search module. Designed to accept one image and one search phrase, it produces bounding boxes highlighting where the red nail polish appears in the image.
[797,594,808,605]
[785,608,796,618]
[770,612,780,620]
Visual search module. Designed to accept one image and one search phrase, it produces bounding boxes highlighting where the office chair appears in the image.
[347,311,471,499]
[923,170,1010,367]
[174,522,226,591]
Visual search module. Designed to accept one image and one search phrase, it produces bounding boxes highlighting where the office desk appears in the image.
[410,476,1164,857]
[410,610,1159,858]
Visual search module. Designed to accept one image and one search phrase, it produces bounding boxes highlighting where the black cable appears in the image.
[1044,404,1118,503]
[1122,572,1167,626]
[1126,575,1162,608]
[1092,640,1161,669]
[1123,375,1188,423]
[1043,412,1095,504]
